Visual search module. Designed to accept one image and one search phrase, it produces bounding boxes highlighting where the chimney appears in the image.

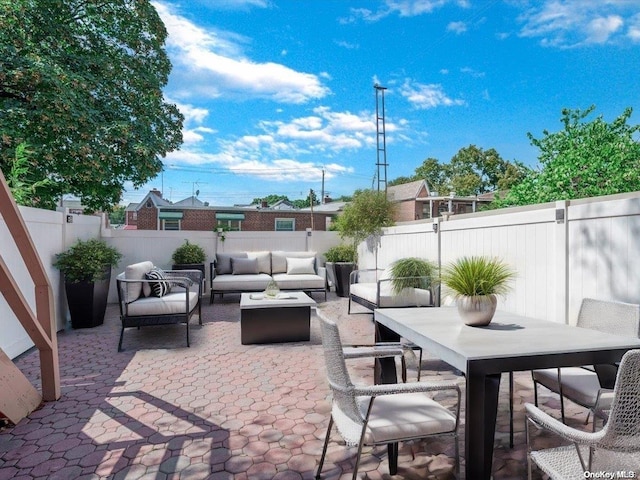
[261,200,268,208]
[323,194,332,204]
[150,188,162,198]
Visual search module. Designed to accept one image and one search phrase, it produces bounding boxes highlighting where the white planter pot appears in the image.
[457,294,497,327]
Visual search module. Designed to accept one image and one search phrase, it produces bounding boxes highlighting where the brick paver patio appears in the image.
[1,293,595,479]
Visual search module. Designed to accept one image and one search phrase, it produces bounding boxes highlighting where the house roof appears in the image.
[386,180,429,202]
[173,196,206,208]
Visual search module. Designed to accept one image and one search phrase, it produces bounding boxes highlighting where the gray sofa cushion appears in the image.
[216,252,247,274]
[272,251,316,273]
[232,257,259,275]
[211,274,272,291]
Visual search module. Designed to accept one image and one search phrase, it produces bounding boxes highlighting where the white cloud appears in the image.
[460,66,485,78]
[335,40,360,49]
[340,0,465,23]
[629,14,640,42]
[518,1,637,47]
[400,79,465,109]
[447,21,467,34]
[153,2,329,103]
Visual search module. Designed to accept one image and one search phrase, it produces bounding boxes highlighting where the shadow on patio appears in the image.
[1,294,592,479]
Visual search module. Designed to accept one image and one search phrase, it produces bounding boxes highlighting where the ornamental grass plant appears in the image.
[441,256,515,298]
[389,257,438,294]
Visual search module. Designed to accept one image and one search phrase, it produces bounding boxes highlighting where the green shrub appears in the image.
[324,244,357,263]
[171,240,206,264]
[54,239,122,283]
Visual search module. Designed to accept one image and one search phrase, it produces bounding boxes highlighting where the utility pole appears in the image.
[321,169,325,204]
[309,188,314,231]
[374,84,388,194]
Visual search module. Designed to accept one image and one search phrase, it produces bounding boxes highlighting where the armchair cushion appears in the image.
[124,261,154,302]
[350,281,432,308]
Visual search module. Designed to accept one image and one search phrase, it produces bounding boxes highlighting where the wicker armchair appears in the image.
[315,311,460,479]
[530,298,640,426]
[525,349,640,479]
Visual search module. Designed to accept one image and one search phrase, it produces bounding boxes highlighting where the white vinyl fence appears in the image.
[5,191,640,359]
[358,192,640,326]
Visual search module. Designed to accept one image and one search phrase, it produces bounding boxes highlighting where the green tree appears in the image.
[0,0,183,211]
[500,106,640,206]
[108,204,126,225]
[252,194,289,206]
[334,189,395,245]
[414,157,449,194]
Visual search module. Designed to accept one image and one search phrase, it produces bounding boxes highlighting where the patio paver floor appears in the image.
[1,294,596,479]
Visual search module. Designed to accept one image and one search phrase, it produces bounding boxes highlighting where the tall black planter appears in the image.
[65,267,111,329]
[334,262,356,298]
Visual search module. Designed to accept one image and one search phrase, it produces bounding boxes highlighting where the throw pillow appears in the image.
[145,267,172,297]
[286,256,316,275]
[247,251,271,274]
[216,252,247,275]
[232,257,259,275]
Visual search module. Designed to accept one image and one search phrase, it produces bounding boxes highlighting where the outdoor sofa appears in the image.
[348,267,438,313]
[116,261,203,351]
[209,250,327,303]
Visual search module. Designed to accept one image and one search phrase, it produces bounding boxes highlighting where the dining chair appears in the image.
[525,349,640,479]
[342,341,423,382]
[530,298,640,426]
[315,311,460,480]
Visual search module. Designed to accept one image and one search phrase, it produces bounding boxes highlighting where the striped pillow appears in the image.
[145,268,171,297]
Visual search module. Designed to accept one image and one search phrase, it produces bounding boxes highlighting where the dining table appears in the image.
[374,306,640,480]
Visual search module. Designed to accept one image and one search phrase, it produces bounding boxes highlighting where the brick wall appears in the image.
[136,206,158,230]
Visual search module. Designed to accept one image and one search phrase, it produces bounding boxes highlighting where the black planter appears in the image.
[65,267,111,329]
[172,263,206,292]
[334,262,356,298]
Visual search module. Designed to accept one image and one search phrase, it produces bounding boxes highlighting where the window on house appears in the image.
[275,218,295,231]
[162,219,180,231]
[217,220,242,231]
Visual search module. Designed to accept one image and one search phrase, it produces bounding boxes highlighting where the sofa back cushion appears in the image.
[232,257,259,275]
[124,261,154,302]
[272,251,316,274]
[246,251,271,274]
[216,252,247,274]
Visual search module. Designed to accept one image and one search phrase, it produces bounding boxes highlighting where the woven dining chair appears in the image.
[525,349,640,479]
[315,311,460,479]
[530,298,640,426]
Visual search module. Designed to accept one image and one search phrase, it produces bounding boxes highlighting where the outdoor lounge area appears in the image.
[0,292,614,480]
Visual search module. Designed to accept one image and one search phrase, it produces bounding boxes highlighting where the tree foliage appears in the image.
[392,146,528,197]
[0,0,184,211]
[334,189,395,245]
[498,106,640,206]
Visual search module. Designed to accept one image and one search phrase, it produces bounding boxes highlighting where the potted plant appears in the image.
[54,239,122,328]
[389,257,438,294]
[441,256,515,327]
[171,239,206,278]
[324,243,357,297]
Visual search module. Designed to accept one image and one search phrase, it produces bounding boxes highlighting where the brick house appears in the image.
[386,180,493,222]
[126,189,337,232]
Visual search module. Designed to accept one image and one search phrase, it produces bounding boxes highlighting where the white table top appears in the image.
[240,291,316,310]
[374,307,640,373]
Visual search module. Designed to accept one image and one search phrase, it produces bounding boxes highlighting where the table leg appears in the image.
[466,370,501,480]
[375,322,401,475]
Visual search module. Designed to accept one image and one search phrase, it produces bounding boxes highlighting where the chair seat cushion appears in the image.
[356,392,456,445]
[272,273,324,290]
[533,367,607,408]
[350,282,431,308]
[126,290,199,316]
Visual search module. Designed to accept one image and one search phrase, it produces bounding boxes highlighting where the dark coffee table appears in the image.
[240,292,316,344]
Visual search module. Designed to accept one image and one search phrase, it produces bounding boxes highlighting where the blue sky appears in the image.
[121,0,640,206]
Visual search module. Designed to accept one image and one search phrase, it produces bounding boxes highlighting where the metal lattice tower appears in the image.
[374,84,388,193]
